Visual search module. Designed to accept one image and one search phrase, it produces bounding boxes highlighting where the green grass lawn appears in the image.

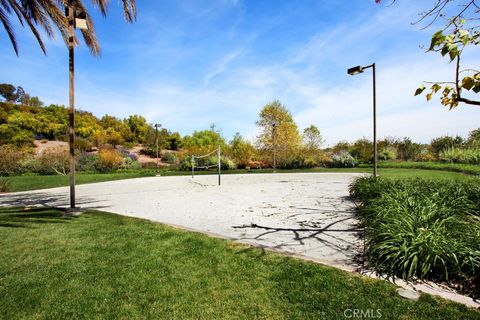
[3,167,476,192]
[4,171,155,192]
[0,207,478,319]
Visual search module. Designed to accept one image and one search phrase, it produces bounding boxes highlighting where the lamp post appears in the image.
[347,63,377,177]
[154,123,161,175]
[67,3,88,209]
[272,121,277,172]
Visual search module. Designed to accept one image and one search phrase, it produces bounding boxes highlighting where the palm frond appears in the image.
[0,5,18,55]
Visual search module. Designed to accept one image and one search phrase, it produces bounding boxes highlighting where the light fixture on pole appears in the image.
[347,63,377,177]
[66,3,88,210]
[271,120,277,172]
[154,123,161,175]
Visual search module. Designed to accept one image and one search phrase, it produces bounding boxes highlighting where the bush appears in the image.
[161,152,178,164]
[378,147,397,161]
[76,153,98,171]
[37,147,69,175]
[95,148,123,172]
[350,177,480,296]
[0,145,28,175]
[122,157,141,170]
[0,177,9,192]
[414,151,436,162]
[439,147,480,165]
[75,138,93,152]
[20,147,69,175]
[331,151,357,168]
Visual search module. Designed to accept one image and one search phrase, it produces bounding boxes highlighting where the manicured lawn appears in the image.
[0,208,478,319]
[4,171,155,192]
[3,167,476,192]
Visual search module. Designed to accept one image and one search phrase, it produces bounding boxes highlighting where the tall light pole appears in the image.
[154,123,161,175]
[67,3,88,209]
[347,63,377,177]
[272,121,277,172]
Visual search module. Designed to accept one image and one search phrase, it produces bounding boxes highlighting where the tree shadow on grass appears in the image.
[0,206,69,228]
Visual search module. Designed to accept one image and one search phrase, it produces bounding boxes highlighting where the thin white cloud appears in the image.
[203,49,244,87]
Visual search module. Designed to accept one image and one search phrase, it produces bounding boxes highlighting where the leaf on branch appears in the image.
[442,87,451,97]
[441,45,449,57]
[448,44,458,61]
[414,85,426,96]
[458,29,470,46]
[429,30,445,51]
[473,84,480,94]
[461,77,475,91]
[426,93,433,101]
[431,83,441,93]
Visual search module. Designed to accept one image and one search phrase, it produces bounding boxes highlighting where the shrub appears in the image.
[350,177,480,295]
[0,177,9,192]
[0,145,28,175]
[439,147,480,165]
[19,148,69,175]
[95,148,123,172]
[122,157,141,170]
[162,152,178,164]
[378,147,397,161]
[76,153,98,171]
[331,151,357,168]
[220,156,236,170]
[75,138,93,152]
[414,151,436,162]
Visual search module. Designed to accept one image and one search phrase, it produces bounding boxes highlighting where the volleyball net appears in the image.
[191,145,221,185]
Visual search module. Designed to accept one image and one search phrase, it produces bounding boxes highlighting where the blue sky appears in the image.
[1,0,479,145]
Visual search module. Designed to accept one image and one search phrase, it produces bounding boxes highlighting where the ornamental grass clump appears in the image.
[350,177,480,296]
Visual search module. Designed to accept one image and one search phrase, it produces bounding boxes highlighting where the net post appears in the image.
[191,155,194,179]
[218,145,221,186]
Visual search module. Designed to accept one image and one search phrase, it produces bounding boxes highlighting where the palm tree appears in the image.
[0,0,136,56]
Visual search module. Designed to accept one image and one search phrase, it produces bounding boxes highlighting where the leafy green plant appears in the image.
[378,147,397,161]
[439,147,480,165]
[350,177,480,296]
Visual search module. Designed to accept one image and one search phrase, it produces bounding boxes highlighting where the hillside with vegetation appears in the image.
[1,83,479,178]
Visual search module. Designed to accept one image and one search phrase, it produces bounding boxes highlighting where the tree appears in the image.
[0,0,136,55]
[351,138,373,163]
[415,18,480,108]
[429,135,464,156]
[230,133,256,168]
[100,115,130,142]
[395,137,422,161]
[255,100,301,167]
[28,96,44,108]
[0,83,17,102]
[331,141,351,154]
[466,127,480,147]
[182,129,227,155]
[377,1,480,107]
[303,125,324,151]
[124,114,149,143]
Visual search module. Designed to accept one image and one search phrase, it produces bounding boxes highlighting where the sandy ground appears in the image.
[0,173,364,270]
